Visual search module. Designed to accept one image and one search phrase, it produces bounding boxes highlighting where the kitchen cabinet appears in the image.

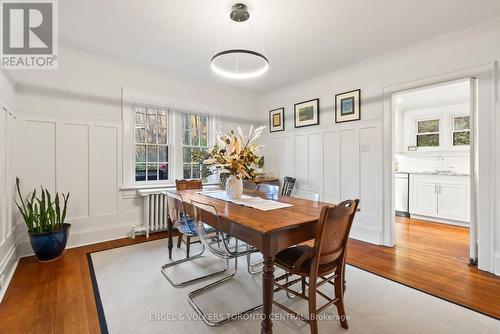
[395,173,409,215]
[409,174,469,224]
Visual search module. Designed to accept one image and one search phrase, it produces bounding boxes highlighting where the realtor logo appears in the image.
[1,0,58,69]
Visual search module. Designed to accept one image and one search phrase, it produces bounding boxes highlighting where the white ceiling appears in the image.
[53,0,500,92]
[394,80,470,111]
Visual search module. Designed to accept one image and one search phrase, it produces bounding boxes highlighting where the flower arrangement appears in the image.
[193,125,265,180]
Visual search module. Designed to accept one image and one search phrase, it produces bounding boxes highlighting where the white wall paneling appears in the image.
[0,89,18,301]
[14,116,131,256]
[261,120,383,244]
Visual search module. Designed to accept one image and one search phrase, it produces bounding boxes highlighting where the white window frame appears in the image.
[451,114,470,147]
[415,118,440,149]
[121,88,220,189]
[133,105,171,184]
[181,112,211,180]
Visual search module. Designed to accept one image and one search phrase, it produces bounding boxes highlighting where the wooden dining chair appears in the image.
[175,179,203,257]
[273,199,360,334]
[281,176,296,196]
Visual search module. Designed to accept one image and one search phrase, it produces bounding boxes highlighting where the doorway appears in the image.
[391,79,476,264]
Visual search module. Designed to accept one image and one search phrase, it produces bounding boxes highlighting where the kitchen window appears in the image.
[452,115,470,146]
[134,106,169,182]
[416,119,440,147]
[182,113,209,179]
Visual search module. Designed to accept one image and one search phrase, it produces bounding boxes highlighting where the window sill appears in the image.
[120,183,220,199]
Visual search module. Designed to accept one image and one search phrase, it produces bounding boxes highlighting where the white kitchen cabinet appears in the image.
[395,173,409,213]
[409,174,470,224]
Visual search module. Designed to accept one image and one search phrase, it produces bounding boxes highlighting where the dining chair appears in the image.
[273,199,360,334]
[175,179,203,257]
[281,176,296,196]
[290,189,320,202]
[161,191,229,287]
[188,199,263,326]
[255,183,279,199]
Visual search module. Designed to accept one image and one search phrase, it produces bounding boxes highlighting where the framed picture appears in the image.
[335,89,361,123]
[294,98,319,128]
[269,107,285,132]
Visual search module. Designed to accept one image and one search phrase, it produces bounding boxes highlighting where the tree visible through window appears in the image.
[416,119,439,147]
[452,116,470,146]
[134,106,169,182]
[183,113,209,179]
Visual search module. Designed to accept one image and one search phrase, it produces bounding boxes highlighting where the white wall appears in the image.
[0,71,17,301]
[258,19,500,273]
[11,46,259,256]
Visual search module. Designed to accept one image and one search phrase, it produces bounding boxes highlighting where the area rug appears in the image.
[88,239,499,334]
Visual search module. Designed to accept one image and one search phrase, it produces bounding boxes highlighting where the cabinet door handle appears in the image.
[438,185,441,194]
[434,184,437,194]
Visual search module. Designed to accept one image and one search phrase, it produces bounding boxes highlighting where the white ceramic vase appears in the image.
[225,175,243,199]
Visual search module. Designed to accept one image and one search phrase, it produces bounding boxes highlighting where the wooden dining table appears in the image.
[166,189,330,333]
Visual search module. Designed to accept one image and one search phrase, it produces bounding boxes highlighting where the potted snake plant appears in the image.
[15,178,71,262]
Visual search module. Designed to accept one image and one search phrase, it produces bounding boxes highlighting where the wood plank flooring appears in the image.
[0,218,498,334]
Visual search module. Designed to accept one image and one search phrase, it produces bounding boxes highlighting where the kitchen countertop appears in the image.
[395,171,470,176]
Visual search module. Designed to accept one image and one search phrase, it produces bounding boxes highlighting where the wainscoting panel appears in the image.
[261,120,383,244]
[282,136,295,178]
[94,125,119,216]
[59,123,90,219]
[308,133,323,194]
[18,120,57,194]
[294,134,308,189]
[14,117,129,257]
[323,131,340,204]
[340,129,359,201]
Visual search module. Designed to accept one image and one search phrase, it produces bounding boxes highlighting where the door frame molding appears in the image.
[382,63,496,273]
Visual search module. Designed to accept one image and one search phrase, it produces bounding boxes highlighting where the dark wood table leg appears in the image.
[167,217,173,260]
[261,254,275,334]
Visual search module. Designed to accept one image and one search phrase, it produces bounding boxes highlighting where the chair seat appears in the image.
[177,219,215,236]
[275,242,338,276]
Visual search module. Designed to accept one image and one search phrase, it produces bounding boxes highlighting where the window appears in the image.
[452,116,470,146]
[134,106,169,182]
[182,113,209,179]
[416,119,439,147]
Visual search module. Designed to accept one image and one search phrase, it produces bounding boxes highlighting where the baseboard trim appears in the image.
[410,214,469,227]
[494,252,500,276]
[0,241,19,302]
[16,222,136,258]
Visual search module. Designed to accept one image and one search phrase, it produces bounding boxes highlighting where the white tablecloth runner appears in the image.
[199,190,293,211]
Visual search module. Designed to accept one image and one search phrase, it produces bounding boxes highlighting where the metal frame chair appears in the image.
[187,199,263,327]
[161,191,229,287]
[255,183,279,199]
[290,189,320,202]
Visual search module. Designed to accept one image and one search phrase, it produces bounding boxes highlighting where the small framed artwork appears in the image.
[294,98,319,128]
[335,89,361,123]
[269,107,285,132]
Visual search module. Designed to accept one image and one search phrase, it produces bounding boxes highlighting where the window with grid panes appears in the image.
[452,115,470,146]
[134,106,169,182]
[416,119,440,147]
[182,113,209,180]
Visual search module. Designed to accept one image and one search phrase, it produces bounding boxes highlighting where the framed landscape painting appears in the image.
[294,98,319,128]
[269,107,285,132]
[335,89,361,123]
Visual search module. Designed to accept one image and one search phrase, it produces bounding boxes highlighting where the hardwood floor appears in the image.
[0,218,498,334]
[347,217,500,319]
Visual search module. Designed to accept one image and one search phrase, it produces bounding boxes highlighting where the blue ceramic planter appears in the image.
[28,223,71,262]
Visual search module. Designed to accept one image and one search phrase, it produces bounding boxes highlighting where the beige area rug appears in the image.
[88,238,499,334]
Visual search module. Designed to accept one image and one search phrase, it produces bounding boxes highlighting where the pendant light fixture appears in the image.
[211,3,269,80]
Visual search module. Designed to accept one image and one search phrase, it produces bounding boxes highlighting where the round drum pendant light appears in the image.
[211,3,269,80]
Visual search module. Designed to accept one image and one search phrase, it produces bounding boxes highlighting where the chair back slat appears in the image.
[314,199,359,268]
[281,176,296,196]
[175,179,203,190]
